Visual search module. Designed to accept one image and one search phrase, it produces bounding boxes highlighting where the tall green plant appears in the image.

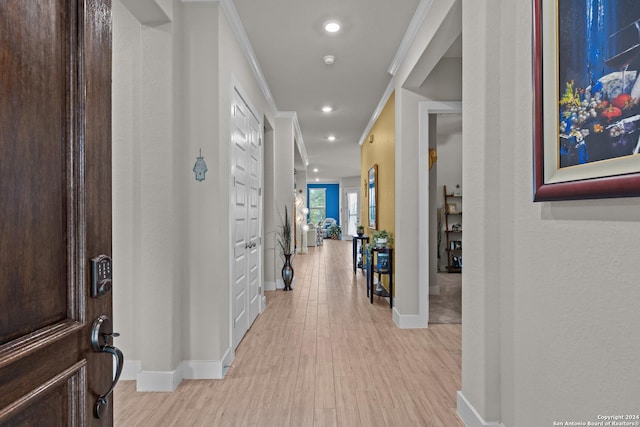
[276,205,293,256]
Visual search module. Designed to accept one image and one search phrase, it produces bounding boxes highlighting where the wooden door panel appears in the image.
[0,0,113,424]
[0,0,71,345]
[0,361,86,426]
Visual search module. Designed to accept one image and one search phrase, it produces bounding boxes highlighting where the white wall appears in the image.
[273,115,295,288]
[461,1,640,425]
[181,1,221,365]
[394,88,426,320]
[392,0,460,328]
[113,0,289,388]
[113,0,182,373]
[112,0,142,366]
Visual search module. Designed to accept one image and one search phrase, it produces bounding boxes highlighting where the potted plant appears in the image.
[357,225,365,236]
[276,205,294,291]
[372,229,393,248]
[328,224,342,239]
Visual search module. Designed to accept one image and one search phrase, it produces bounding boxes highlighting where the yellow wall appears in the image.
[360,92,395,238]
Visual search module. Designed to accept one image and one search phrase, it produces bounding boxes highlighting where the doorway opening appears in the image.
[344,188,360,238]
[417,101,462,327]
[430,113,462,324]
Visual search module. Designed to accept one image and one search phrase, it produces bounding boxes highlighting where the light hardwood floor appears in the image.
[114,239,463,426]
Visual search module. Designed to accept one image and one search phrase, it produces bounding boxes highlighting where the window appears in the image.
[309,188,326,225]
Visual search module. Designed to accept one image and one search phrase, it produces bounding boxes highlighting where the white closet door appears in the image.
[231,88,262,350]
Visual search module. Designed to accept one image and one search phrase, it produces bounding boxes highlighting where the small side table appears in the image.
[352,235,369,274]
[367,246,393,309]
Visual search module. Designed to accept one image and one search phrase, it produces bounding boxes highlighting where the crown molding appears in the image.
[277,112,309,167]
[215,0,278,116]
[293,114,309,167]
[387,0,434,76]
[358,77,395,146]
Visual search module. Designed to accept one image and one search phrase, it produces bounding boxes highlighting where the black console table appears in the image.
[367,246,393,308]
[352,235,369,274]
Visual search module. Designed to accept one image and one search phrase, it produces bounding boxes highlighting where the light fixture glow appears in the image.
[322,106,333,113]
[323,55,335,65]
[324,21,340,33]
[328,135,336,142]
[313,168,319,172]
[315,178,320,182]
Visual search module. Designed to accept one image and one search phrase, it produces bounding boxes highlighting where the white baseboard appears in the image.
[135,350,234,391]
[137,364,183,392]
[120,359,142,381]
[182,360,221,380]
[457,391,506,427]
[221,347,234,378]
[261,295,267,310]
[264,281,276,291]
[392,307,428,329]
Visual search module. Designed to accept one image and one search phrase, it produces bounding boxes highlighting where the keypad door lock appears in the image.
[91,255,112,298]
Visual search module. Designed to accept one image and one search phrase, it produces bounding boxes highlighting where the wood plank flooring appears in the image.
[114,239,463,426]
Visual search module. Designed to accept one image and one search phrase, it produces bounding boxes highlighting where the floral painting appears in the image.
[558,0,640,167]
[533,0,640,201]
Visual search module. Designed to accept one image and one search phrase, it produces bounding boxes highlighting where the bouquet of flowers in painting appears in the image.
[558,1,640,167]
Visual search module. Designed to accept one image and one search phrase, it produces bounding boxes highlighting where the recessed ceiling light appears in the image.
[322,106,333,113]
[323,55,335,65]
[324,21,340,33]
[328,135,336,142]
[313,168,319,172]
[315,178,320,182]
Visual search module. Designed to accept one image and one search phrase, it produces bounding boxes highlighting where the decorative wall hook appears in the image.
[193,148,208,182]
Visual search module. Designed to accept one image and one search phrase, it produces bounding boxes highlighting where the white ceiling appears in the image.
[233,0,421,182]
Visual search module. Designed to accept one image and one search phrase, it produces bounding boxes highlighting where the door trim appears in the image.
[343,187,360,238]
[393,101,462,329]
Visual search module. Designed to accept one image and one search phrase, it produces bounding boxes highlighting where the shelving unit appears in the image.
[443,185,462,273]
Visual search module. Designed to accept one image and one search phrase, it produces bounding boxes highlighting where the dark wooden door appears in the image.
[0,0,114,425]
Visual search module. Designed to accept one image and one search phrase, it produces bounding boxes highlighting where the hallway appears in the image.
[114,240,463,426]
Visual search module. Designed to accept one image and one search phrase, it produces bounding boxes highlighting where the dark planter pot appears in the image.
[282,254,294,291]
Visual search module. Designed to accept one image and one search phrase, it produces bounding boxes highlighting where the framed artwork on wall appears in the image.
[533,0,640,201]
[368,164,377,230]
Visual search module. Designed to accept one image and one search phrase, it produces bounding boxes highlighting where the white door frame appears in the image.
[344,187,360,238]
[418,101,462,327]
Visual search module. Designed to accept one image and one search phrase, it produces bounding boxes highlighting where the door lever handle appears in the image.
[91,315,124,419]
